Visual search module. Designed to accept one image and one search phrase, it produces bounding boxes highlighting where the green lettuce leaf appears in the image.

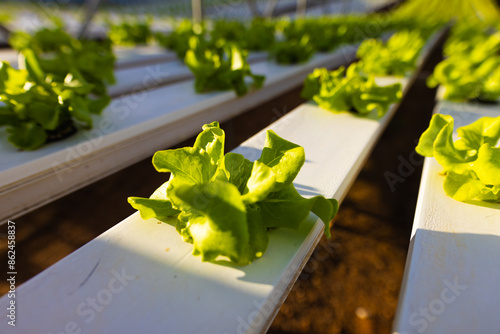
[357,29,427,77]
[128,197,180,223]
[184,38,265,96]
[6,122,47,150]
[258,130,305,191]
[417,114,500,203]
[301,63,402,117]
[1,27,115,150]
[128,122,339,265]
[241,160,276,204]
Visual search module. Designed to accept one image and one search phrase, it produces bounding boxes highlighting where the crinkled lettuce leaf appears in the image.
[184,38,265,97]
[357,29,427,77]
[1,27,115,150]
[128,122,338,265]
[301,63,402,117]
[416,114,500,202]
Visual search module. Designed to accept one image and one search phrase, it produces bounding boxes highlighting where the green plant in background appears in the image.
[129,122,338,266]
[394,0,500,25]
[156,19,206,60]
[282,18,341,52]
[209,19,247,44]
[0,13,11,24]
[184,37,265,96]
[10,27,116,96]
[1,27,115,150]
[242,18,275,51]
[272,35,315,64]
[357,30,426,77]
[0,61,110,150]
[108,20,152,45]
[443,22,493,57]
[416,114,500,202]
[301,63,402,117]
[427,29,500,102]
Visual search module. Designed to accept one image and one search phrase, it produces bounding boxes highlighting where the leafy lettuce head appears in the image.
[416,114,500,202]
[129,122,338,265]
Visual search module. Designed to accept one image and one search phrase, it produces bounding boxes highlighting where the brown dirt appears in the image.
[1,43,442,334]
[268,47,443,334]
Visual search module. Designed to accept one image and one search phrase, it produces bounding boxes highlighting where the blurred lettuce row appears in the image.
[417,114,500,203]
[356,29,429,77]
[157,14,439,67]
[427,22,500,102]
[155,18,276,59]
[129,122,338,266]
[155,19,207,59]
[410,0,500,103]
[108,20,153,46]
[393,0,500,24]
[301,63,402,118]
[154,14,434,96]
[0,27,115,150]
[184,36,265,96]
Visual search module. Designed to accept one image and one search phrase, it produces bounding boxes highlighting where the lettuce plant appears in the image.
[108,21,152,46]
[416,114,500,202]
[280,15,395,51]
[156,19,206,60]
[428,30,500,102]
[301,64,402,117]
[129,122,338,266]
[10,28,116,97]
[428,56,500,102]
[272,35,315,64]
[443,22,494,58]
[1,28,115,150]
[184,37,265,96]
[242,18,275,51]
[210,20,247,44]
[357,30,426,77]
[282,18,341,52]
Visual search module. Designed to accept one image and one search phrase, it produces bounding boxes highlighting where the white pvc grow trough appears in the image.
[393,100,500,334]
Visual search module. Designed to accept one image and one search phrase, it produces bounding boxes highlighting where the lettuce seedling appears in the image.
[282,18,341,52]
[427,30,500,102]
[272,35,315,65]
[302,63,402,117]
[210,20,247,44]
[129,122,338,266]
[156,19,206,60]
[184,37,265,96]
[242,18,276,51]
[10,27,116,96]
[108,21,152,46]
[416,114,500,202]
[1,28,115,150]
[357,30,426,77]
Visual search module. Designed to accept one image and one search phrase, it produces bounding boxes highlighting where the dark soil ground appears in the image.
[0,43,442,333]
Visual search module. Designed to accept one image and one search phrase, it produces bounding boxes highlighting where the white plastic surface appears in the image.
[393,102,500,334]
